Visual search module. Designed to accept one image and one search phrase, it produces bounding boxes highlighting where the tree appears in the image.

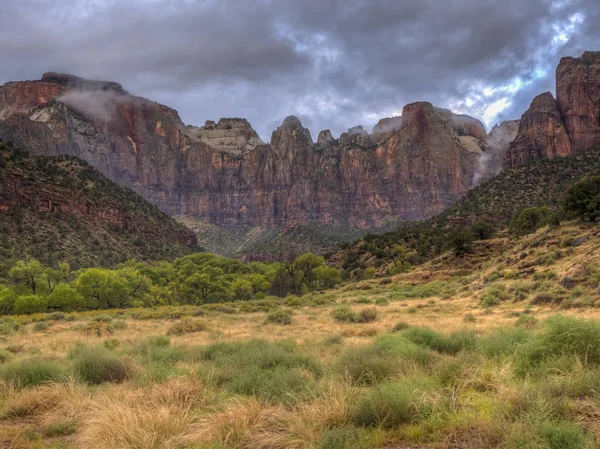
[512,207,552,234]
[448,228,474,255]
[471,221,496,240]
[76,269,128,309]
[47,284,85,312]
[564,176,600,221]
[231,278,253,300]
[14,295,47,315]
[0,287,15,314]
[183,273,227,304]
[9,259,44,294]
[312,265,342,289]
[43,262,71,293]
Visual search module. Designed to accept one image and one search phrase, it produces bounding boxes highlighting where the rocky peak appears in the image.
[195,117,264,155]
[372,116,404,143]
[504,92,571,167]
[438,108,488,141]
[339,126,375,148]
[317,129,335,149]
[41,72,126,94]
[271,115,313,147]
[556,51,600,152]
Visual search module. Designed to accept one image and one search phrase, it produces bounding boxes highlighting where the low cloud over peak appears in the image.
[1,0,599,140]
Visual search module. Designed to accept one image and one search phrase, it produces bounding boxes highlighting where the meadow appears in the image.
[0,221,598,449]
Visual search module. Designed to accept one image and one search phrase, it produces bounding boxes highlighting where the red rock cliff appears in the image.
[0,74,488,231]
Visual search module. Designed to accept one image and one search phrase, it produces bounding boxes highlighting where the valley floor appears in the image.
[0,221,599,448]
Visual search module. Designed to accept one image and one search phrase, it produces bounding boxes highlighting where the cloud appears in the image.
[1,0,599,140]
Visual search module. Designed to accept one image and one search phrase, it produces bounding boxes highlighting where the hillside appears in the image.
[333,148,600,276]
[0,140,197,272]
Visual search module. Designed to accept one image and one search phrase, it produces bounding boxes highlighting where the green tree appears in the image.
[471,221,496,240]
[14,295,47,315]
[512,207,552,234]
[9,260,44,295]
[448,228,474,255]
[564,176,600,221]
[43,262,71,293]
[0,287,15,314]
[231,278,253,300]
[47,284,85,312]
[183,273,227,304]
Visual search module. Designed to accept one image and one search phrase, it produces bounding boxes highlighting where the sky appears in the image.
[1,0,599,141]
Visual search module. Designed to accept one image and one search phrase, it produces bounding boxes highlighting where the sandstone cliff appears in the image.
[0,74,489,236]
[505,51,600,167]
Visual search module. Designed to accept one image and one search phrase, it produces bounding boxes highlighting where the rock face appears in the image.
[505,51,600,167]
[556,51,600,152]
[504,93,572,167]
[0,73,487,233]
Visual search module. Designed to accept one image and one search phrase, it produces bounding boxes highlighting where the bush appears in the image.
[530,292,558,305]
[331,306,358,323]
[564,176,600,221]
[448,228,474,255]
[90,314,113,323]
[391,321,410,332]
[471,221,496,240]
[357,308,378,323]
[515,316,600,376]
[515,314,539,329]
[103,338,120,350]
[335,346,399,385]
[265,309,293,325]
[481,284,511,307]
[352,377,437,428]
[72,346,129,385]
[535,419,592,449]
[512,207,552,234]
[166,318,207,336]
[112,320,128,330]
[0,358,69,387]
[46,312,66,321]
[32,322,50,332]
[0,349,13,364]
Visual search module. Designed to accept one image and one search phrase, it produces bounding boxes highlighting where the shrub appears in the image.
[564,176,600,221]
[355,297,373,304]
[530,292,557,305]
[515,316,600,375]
[46,312,66,321]
[512,207,552,234]
[515,314,539,329]
[331,306,359,323]
[166,318,208,336]
[103,338,120,350]
[448,228,474,255]
[481,284,511,307]
[352,377,437,428]
[72,346,129,385]
[112,319,128,330]
[357,308,378,323]
[90,314,113,323]
[471,221,496,240]
[32,322,50,332]
[535,419,592,449]
[391,321,410,332]
[0,358,68,387]
[0,349,12,364]
[265,309,293,325]
[335,346,399,385]
[375,298,389,306]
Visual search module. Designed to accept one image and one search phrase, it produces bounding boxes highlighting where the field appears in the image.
[0,222,599,449]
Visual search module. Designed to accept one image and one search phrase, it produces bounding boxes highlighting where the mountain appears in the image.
[0,139,197,271]
[505,51,600,167]
[0,73,495,256]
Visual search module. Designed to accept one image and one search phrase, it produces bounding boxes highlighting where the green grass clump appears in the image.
[402,327,476,355]
[0,349,12,364]
[515,315,600,376]
[265,309,293,325]
[477,327,531,359]
[352,377,438,428]
[46,312,66,321]
[335,346,400,385]
[318,427,382,449]
[198,340,321,403]
[72,346,128,385]
[0,358,69,387]
[166,318,208,336]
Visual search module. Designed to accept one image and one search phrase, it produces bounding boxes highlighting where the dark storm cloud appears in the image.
[1,0,599,139]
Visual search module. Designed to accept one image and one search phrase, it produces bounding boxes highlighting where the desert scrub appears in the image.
[198,339,321,403]
[32,321,51,332]
[515,315,600,376]
[352,376,439,428]
[0,357,69,388]
[81,320,114,337]
[476,327,531,359]
[331,306,359,323]
[481,283,511,307]
[402,327,476,355]
[265,309,293,325]
[357,308,378,323]
[166,318,208,336]
[71,346,128,385]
